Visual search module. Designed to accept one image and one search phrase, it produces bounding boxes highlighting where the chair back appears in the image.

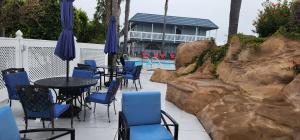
[122,91,161,126]
[133,65,142,80]
[84,60,97,69]
[72,68,94,78]
[1,68,30,100]
[17,85,54,119]
[0,106,20,140]
[124,61,135,74]
[105,78,121,103]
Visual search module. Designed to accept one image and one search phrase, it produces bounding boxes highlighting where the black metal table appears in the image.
[34,77,97,119]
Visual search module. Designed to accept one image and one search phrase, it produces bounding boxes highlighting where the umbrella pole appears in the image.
[67,60,69,82]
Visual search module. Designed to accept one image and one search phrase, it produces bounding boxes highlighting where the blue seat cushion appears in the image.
[26,104,69,119]
[130,124,173,140]
[122,92,161,126]
[85,92,108,104]
[0,106,21,140]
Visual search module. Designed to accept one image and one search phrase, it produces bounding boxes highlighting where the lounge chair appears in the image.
[170,53,176,59]
[118,91,178,140]
[153,53,159,58]
[160,53,166,59]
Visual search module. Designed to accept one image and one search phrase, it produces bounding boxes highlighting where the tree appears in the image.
[123,0,131,54]
[161,0,169,54]
[295,0,300,24]
[228,0,242,42]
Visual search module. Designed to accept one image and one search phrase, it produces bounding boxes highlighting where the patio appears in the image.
[0,70,210,140]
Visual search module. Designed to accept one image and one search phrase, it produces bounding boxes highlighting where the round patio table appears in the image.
[34,77,97,119]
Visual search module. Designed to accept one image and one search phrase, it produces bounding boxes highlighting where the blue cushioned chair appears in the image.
[123,61,136,74]
[17,85,73,130]
[123,65,142,91]
[0,106,75,140]
[118,92,178,140]
[72,68,95,107]
[1,68,30,107]
[84,78,121,122]
[84,60,105,87]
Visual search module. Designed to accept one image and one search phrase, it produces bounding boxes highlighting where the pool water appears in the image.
[132,60,175,70]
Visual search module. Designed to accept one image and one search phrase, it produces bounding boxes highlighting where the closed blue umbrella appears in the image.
[104,16,118,83]
[55,0,75,81]
[104,16,118,54]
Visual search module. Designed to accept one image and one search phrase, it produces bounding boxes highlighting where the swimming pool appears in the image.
[131,59,175,70]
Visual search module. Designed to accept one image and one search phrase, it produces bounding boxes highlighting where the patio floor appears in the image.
[0,71,210,140]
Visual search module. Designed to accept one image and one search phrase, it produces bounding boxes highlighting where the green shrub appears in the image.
[194,45,229,78]
[253,0,293,37]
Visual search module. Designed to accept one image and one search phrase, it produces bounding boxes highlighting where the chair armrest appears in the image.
[119,111,130,140]
[161,110,179,140]
[19,128,75,140]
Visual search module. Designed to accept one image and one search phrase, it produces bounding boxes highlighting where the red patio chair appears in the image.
[142,52,148,59]
[160,54,166,59]
[170,53,176,59]
[153,53,159,58]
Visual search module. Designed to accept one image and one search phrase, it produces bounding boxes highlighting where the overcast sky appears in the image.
[74,0,278,45]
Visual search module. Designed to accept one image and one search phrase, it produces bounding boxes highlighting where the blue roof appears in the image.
[130,13,218,30]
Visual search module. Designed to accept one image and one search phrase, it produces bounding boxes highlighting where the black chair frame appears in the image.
[124,65,142,91]
[118,110,179,140]
[84,78,122,122]
[19,128,75,140]
[17,85,73,133]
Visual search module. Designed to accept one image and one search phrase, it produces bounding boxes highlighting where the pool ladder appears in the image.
[143,57,162,69]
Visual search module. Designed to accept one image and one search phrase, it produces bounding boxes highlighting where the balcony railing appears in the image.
[129,31,210,43]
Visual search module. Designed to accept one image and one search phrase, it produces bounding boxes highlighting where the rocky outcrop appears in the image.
[175,40,216,69]
[217,36,298,99]
[150,69,176,83]
[164,36,300,140]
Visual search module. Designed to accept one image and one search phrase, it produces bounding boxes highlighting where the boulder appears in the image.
[175,40,216,69]
[283,74,300,109]
[150,68,176,84]
[217,36,299,99]
[175,63,197,76]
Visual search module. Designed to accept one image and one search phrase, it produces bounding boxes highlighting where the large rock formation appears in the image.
[175,40,216,69]
[163,35,300,140]
[150,69,176,84]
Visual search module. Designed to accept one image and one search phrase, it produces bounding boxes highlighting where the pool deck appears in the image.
[1,71,210,140]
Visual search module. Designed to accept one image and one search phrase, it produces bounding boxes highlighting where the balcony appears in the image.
[128,31,210,43]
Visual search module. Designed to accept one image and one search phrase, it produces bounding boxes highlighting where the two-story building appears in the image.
[121,13,218,57]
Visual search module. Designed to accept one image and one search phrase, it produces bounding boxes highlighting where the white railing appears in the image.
[0,30,107,102]
[129,31,210,43]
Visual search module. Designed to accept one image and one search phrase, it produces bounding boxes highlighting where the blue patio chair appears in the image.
[118,92,178,140]
[123,61,136,74]
[0,106,75,140]
[1,68,30,107]
[84,78,121,122]
[123,65,142,91]
[72,68,95,107]
[84,60,105,90]
[17,85,73,130]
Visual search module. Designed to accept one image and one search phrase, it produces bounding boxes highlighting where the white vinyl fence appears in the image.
[0,30,107,102]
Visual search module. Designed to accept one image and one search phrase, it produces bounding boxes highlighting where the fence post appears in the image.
[69,36,80,75]
[15,30,24,68]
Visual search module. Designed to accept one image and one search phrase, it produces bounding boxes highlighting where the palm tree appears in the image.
[228,0,242,42]
[161,0,169,54]
[123,0,131,54]
[295,0,300,24]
